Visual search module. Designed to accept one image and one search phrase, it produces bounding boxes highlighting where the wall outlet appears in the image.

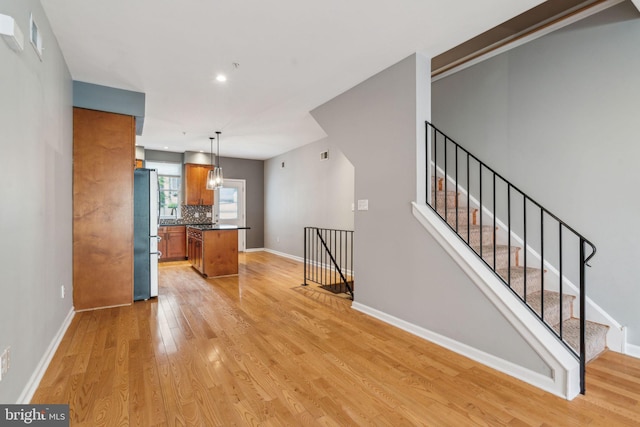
[195,212,200,218]
[0,347,10,381]
[206,212,212,218]
[60,285,65,299]
[357,199,369,211]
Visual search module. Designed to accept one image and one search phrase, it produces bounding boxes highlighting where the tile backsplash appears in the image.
[159,204,213,225]
[181,204,213,223]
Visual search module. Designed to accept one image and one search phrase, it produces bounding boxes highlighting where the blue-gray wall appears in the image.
[0,0,73,403]
[433,2,640,345]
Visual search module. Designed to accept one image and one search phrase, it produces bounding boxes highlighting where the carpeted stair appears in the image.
[431,177,608,363]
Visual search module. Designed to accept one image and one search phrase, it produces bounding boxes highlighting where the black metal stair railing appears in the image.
[302,227,354,300]
[426,121,596,394]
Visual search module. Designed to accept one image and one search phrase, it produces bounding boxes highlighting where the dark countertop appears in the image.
[187,224,250,231]
[159,219,211,227]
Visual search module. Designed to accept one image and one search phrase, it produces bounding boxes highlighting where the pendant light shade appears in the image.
[206,132,223,190]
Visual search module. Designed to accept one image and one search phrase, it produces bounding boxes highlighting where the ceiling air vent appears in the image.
[320,150,329,161]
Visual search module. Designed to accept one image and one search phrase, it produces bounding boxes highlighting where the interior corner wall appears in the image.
[0,0,73,402]
[310,53,551,376]
[264,139,354,258]
[432,1,640,346]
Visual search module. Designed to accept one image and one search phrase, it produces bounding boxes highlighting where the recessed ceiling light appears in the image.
[216,74,227,82]
[164,146,169,150]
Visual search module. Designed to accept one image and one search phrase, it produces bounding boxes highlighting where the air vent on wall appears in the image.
[29,13,43,59]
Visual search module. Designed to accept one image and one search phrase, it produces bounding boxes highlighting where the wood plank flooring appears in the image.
[32,251,640,426]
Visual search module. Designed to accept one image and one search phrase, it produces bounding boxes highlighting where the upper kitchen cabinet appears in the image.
[185,163,214,205]
[73,108,135,310]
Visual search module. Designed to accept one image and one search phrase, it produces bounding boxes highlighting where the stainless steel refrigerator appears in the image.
[134,168,159,301]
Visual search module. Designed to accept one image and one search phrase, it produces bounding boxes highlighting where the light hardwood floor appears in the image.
[32,252,640,426]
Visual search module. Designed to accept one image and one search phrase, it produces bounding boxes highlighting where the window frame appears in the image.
[146,161,183,219]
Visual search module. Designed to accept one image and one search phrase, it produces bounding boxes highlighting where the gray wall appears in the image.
[264,139,355,257]
[432,1,640,345]
[308,54,551,375]
[0,0,73,402]
[146,150,265,248]
[217,156,265,249]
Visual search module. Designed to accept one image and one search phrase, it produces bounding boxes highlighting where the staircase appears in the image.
[432,177,608,362]
[427,122,607,394]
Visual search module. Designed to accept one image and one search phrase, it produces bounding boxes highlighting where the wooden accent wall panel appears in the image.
[73,108,134,310]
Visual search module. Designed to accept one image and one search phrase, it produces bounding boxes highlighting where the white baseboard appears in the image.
[17,308,75,404]
[351,301,569,399]
[245,247,265,253]
[625,342,640,359]
[263,248,304,263]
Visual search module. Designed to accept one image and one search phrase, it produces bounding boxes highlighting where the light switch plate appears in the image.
[357,199,369,211]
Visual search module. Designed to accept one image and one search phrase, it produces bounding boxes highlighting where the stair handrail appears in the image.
[302,227,354,299]
[426,121,596,394]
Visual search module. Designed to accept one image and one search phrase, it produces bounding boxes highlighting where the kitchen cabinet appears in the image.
[187,227,204,273]
[185,163,214,205]
[187,227,238,277]
[158,225,186,261]
[73,108,134,310]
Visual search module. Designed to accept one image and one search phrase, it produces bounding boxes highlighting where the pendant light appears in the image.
[206,131,223,190]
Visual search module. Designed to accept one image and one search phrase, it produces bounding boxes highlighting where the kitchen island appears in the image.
[186,225,250,278]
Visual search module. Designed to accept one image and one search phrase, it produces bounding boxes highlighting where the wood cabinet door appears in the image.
[185,163,214,205]
[166,226,186,259]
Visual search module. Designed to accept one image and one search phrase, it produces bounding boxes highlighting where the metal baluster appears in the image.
[467,153,470,244]
[455,146,459,232]
[492,174,496,270]
[303,228,307,285]
[507,185,511,287]
[444,136,448,223]
[434,129,438,212]
[479,163,483,257]
[540,211,544,320]
[559,224,563,339]
[523,196,527,303]
[580,238,586,394]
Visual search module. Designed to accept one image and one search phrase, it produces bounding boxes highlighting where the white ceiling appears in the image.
[41,0,543,160]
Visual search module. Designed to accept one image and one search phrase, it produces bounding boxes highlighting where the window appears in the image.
[146,161,182,218]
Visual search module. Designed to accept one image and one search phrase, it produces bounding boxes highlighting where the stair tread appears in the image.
[559,318,609,362]
[471,244,520,253]
[526,290,574,324]
[496,266,541,276]
[431,189,459,195]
